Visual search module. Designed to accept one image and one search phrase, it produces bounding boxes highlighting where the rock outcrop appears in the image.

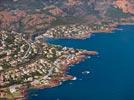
[115,0,134,14]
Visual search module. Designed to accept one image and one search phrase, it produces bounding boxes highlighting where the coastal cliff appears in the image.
[0,0,134,100]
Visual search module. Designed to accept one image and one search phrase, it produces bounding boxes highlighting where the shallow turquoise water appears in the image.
[28,25,134,100]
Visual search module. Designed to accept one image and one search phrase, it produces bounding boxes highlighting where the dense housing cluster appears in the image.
[0,31,96,99]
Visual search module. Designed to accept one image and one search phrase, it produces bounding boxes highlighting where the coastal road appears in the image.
[21,36,32,60]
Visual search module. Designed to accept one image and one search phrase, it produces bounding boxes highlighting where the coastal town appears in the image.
[0,0,134,99]
[44,23,118,39]
[0,31,97,99]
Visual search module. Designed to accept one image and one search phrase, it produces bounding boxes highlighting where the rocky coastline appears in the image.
[0,0,134,99]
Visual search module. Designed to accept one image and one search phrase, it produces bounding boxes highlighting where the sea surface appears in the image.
[28,25,134,100]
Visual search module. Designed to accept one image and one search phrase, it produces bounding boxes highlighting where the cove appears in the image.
[28,25,134,100]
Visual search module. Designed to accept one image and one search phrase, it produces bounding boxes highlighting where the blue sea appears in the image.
[28,25,134,100]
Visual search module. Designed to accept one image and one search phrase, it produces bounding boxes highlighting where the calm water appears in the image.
[28,25,134,100]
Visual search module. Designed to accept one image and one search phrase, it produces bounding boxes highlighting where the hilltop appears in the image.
[0,0,133,37]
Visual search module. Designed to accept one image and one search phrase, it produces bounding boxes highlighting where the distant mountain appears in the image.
[0,0,134,34]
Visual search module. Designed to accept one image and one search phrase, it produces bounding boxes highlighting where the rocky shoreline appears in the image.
[42,22,128,39]
[26,51,97,100]
[0,0,134,99]
[0,31,97,100]
[16,52,97,100]
[1,22,133,100]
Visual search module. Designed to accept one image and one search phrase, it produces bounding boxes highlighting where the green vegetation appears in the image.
[51,16,86,27]
[106,6,131,19]
[1,60,11,70]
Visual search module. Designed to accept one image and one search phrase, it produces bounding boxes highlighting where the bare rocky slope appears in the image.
[0,0,134,35]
